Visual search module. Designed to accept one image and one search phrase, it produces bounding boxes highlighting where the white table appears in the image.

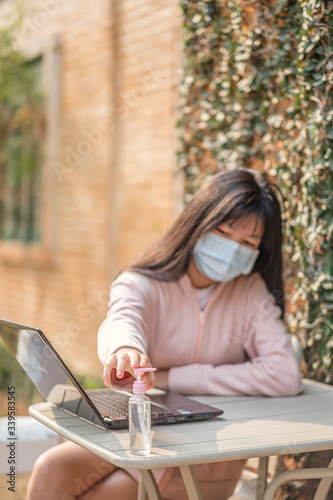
[29,380,333,500]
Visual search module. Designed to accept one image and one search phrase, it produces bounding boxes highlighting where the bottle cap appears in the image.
[133,367,156,394]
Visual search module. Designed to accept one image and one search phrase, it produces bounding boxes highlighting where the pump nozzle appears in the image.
[133,367,156,394]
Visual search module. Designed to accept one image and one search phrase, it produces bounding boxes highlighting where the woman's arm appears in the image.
[168,278,303,397]
[98,272,155,390]
[168,345,302,397]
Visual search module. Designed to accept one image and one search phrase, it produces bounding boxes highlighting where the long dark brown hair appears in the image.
[127,168,285,315]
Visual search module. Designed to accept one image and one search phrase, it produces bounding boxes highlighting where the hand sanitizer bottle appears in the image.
[129,367,156,456]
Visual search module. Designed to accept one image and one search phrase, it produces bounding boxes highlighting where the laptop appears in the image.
[0,318,223,430]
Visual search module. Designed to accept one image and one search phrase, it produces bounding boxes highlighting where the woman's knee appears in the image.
[27,441,118,500]
[27,447,63,499]
[27,442,86,499]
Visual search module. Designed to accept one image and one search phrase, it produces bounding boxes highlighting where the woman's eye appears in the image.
[244,241,255,248]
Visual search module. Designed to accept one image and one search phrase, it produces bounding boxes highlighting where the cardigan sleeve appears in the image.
[97,272,151,365]
[168,275,303,397]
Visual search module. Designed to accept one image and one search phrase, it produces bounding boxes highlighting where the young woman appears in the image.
[27,168,302,500]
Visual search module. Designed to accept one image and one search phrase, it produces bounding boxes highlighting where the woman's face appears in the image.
[187,214,265,288]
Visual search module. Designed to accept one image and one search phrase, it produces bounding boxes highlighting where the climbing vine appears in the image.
[178,0,333,385]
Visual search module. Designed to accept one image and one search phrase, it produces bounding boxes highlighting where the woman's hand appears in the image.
[103,347,156,391]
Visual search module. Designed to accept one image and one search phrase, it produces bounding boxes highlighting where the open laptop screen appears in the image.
[0,318,108,428]
[0,319,68,400]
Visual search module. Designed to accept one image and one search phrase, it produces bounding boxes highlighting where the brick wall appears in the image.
[0,0,182,375]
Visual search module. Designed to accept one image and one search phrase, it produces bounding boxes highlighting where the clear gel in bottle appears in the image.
[129,367,156,456]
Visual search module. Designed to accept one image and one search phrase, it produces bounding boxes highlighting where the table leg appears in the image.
[138,470,161,500]
[256,457,268,500]
[179,465,203,500]
[138,475,148,500]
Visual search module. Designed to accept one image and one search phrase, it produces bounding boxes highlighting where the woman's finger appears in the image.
[129,350,141,369]
[143,371,156,391]
[103,353,117,386]
[116,352,130,377]
[139,354,151,367]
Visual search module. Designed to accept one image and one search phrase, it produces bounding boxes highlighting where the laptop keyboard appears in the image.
[89,390,129,418]
[89,389,173,419]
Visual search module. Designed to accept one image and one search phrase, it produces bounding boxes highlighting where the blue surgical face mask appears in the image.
[193,232,260,283]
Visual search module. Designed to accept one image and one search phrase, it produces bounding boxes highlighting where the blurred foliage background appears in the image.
[177,1,332,496]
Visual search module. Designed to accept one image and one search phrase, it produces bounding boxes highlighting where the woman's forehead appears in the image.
[217,214,265,237]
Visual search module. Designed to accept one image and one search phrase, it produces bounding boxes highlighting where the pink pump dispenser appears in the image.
[133,367,156,394]
[129,367,156,455]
